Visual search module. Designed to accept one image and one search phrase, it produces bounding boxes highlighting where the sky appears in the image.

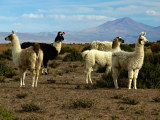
[0,0,160,32]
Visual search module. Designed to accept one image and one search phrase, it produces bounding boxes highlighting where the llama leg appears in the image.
[133,69,139,90]
[85,70,89,84]
[32,69,36,87]
[22,70,27,87]
[128,70,133,89]
[19,69,23,87]
[105,66,111,75]
[112,68,119,89]
[35,70,40,87]
[88,69,93,84]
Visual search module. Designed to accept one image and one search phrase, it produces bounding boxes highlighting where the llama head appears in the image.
[138,32,148,45]
[112,37,124,49]
[5,30,17,42]
[55,31,65,42]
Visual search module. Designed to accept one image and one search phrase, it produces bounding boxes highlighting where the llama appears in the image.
[91,40,112,51]
[82,37,124,84]
[21,31,65,75]
[5,30,43,87]
[112,32,148,89]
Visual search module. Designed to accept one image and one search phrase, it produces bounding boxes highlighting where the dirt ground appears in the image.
[0,60,160,120]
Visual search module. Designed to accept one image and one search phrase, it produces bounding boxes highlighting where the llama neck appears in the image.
[11,36,22,65]
[135,43,144,57]
[52,41,62,53]
[111,44,121,52]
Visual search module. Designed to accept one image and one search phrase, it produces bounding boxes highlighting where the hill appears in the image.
[0,17,160,43]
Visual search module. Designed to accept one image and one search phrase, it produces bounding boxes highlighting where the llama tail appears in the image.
[82,50,90,59]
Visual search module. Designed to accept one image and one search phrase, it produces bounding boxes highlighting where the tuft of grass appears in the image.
[111,115,120,120]
[122,97,139,105]
[111,94,123,99]
[21,103,40,112]
[0,106,15,120]
[151,110,159,115]
[47,78,56,84]
[16,93,28,99]
[135,109,145,115]
[0,76,6,83]
[152,96,160,102]
[71,98,95,108]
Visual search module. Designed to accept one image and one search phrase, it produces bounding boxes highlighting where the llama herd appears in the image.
[5,30,148,90]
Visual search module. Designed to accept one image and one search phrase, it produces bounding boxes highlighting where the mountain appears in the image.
[0,17,160,43]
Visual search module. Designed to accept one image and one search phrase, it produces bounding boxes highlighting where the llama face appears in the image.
[138,32,148,45]
[55,31,65,42]
[5,34,14,41]
[5,30,16,42]
[112,37,124,49]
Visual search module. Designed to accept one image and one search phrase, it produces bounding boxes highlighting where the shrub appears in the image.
[0,60,14,77]
[60,46,76,54]
[81,44,91,52]
[0,106,15,120]
[120,44,133,52]
[63,50,83,61]
[96,72,114,88]
[16,93,28,99]
[71,98,95,108]
[137,53,160,89]
[0,49,12,60]
[122,97,139,105]
[151,43,160,53]
[111,94,123,99]
[152,96,160,102]
[21,103,40,112]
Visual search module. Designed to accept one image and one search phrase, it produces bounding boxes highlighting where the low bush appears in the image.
[63,50,83,61]
[81,44,91,52]
[0,60,14,78]
[152,96,160,102]
[21,103,40,112]
[60,46,76,54]
[0,49,12,60]
[120,44,133,52]
[16,93,28,99]
[0,105,15,120]
[71,98,95,108]
[151,42,160,53]
[122,97,139,105]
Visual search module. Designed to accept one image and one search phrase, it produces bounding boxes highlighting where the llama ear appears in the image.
[12,30,16,34]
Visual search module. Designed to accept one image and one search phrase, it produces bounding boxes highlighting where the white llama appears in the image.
[112,32,148,89]
[5,30,43,87]
[82,37,124,84]
[91,41,112,51]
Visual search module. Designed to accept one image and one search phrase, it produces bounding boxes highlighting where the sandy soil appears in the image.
[0,60,160,120]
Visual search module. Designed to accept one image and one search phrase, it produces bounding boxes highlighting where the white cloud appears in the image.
[146,10,159,16]
[0,16,17,20]
[22,13,44,18]
[49,14,114,21]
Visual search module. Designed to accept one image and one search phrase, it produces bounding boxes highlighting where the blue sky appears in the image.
[0,0,160,32]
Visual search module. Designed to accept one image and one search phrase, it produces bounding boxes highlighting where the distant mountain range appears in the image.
[1,17,160,43]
